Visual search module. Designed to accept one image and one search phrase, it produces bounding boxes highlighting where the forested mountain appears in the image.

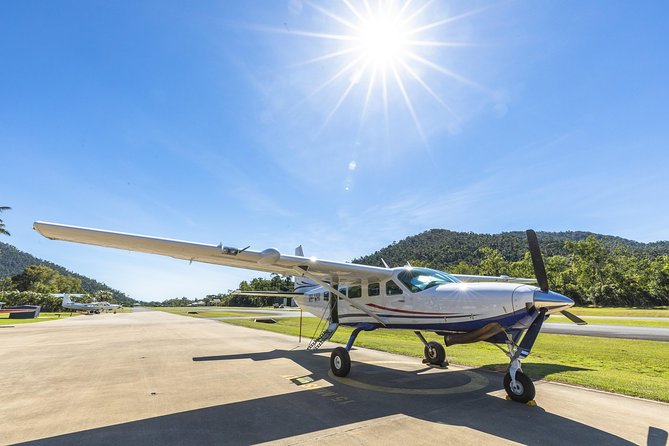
[354,229,669,269]
[354,229,669,307]
[0,241,134,306]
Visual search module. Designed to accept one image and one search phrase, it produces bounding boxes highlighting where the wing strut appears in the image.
[293,267,387,326]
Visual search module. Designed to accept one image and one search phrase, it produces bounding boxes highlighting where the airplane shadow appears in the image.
[19,348,657,446]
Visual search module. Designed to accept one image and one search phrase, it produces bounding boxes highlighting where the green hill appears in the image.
[354,229,669,270]
[0,241,135,306]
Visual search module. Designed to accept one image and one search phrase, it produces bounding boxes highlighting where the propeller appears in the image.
[526,230,587,325]
[526,229,549,292]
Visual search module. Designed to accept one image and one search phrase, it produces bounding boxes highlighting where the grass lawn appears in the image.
[155,307,269,318]
[570,306,669,318]
[0,312,80,325]
[222,316,669,403]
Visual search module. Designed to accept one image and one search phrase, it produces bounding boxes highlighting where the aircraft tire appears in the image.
[503,371,535,403]
[331,347,351,377]
[424,341,446,365]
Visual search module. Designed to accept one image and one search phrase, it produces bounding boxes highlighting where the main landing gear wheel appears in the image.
[331,347,351,377]
[503,371,535,403]
[424,341,446,365]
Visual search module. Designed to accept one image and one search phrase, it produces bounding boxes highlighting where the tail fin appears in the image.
[294,245,318,292]
[62,295,72,305]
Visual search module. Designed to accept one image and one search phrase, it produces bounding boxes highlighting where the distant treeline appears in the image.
[145,274,294,307]
[1,265,119,311]
[0,241,134,306]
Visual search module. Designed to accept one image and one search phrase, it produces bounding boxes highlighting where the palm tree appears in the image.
[0,206,10,236]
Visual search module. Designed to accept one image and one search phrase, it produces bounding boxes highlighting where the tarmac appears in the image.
[1,310,668,445]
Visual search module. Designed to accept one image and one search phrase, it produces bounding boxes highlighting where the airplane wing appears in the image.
[452,274,537,285]
[33,222,393,284]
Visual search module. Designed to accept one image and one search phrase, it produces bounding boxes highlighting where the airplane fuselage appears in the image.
[294,267,572,332]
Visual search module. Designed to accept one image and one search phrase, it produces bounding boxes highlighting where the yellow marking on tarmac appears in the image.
[328,361,488,395]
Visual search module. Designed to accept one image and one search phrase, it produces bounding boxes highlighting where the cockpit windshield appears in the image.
[397,268,460,293]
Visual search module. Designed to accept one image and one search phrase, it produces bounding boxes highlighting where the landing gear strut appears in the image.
[498,308,546,403]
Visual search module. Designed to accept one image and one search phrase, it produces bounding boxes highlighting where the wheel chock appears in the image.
[421,359,449,368]
[504,396,537,406]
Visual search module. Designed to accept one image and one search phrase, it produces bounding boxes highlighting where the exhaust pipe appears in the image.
[444,322,504,346]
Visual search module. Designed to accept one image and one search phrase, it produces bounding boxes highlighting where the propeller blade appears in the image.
[526,229,549,292]
[561,310,588,325]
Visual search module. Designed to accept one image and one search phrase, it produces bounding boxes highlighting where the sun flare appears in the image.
[265,1,486,140]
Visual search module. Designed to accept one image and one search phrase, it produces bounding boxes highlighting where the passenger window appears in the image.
[323,291,329,301]
[339,288,347,300]
[386,280,403,296]
[349,286,361,298]
[368,282,380,297]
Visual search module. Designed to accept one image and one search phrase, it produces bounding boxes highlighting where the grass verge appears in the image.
[0,312,80,325]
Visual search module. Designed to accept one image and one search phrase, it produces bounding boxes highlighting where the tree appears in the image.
[565,236,610,305]
[0,206,10,236]
[10,265,84,294]
[478,247,509,276]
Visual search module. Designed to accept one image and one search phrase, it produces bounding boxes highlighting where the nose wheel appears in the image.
[504,370,535,403]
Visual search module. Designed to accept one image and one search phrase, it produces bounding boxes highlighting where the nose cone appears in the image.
[533,290,574,314]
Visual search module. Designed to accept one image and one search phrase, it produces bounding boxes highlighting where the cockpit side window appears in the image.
[397,268,459,293]
[385,280,403,296]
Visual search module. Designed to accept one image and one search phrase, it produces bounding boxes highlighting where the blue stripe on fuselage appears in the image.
[338,309,528,332]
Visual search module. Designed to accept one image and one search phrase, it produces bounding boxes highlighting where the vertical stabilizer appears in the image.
[294,245,318,291]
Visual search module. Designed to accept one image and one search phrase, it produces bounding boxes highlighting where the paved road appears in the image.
[542,323,669,341]
[1,310,667,445]
[551,315,669,321]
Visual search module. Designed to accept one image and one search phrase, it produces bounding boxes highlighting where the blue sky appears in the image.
[2,1,668,301]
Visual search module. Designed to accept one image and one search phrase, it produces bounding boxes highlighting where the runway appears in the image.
[542,322,669,341]
[1,310,667,445]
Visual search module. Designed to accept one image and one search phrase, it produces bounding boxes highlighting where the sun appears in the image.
[262,1,486,140]
[355,12,408,69]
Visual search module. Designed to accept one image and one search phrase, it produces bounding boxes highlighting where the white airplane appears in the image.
[33,221,585,403]
[56,293,122,314]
